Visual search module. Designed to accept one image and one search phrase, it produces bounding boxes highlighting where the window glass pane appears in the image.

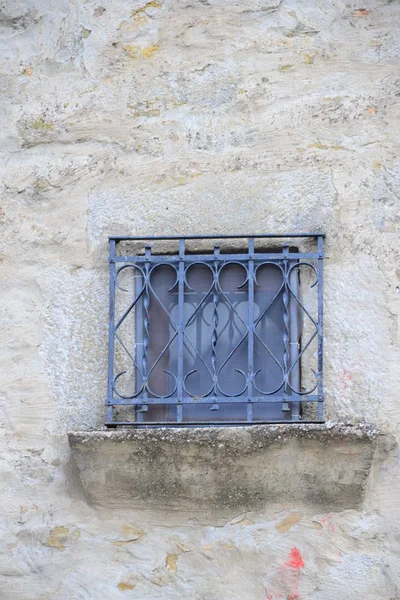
[254,263,284,395]
[135,259,301,422]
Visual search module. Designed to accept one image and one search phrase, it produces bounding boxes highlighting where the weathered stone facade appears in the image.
[1,0,400,598]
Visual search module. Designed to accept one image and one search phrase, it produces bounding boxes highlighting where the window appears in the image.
[107,234,324,426]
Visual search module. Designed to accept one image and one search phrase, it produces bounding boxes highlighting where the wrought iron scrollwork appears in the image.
[106,234,324,426]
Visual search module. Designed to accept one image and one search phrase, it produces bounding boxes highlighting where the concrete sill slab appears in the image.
[68,423,377,512]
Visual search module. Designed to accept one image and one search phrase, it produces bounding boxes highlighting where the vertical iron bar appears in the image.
[247,238,255,422]
[135,271,144,423]
[141,245,151,411]
[210,245,220,411]
[177,239,185,423]
[289,264,300,420]
[107,239,116,424]
[282,244,290,412]
[317,235,324,420]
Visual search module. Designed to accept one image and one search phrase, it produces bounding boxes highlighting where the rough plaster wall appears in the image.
[1,0,400,598]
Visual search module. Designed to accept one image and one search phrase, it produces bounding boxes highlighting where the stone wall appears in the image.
[1,0,400,598]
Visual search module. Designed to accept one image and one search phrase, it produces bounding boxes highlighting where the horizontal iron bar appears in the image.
[105,420,325,427]
[109,233,325,241]
[113,252,324,263]
[108,395,320,405]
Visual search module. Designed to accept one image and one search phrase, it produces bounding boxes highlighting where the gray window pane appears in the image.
[135,261,301,422]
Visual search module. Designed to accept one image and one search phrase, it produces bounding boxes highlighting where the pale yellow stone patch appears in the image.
[117,582,136,591]
[123,44,139,58]
[133,14,148,26]
[308,143,346,151]
[165,553,178,571]
[176,541,190,553]
[141,45,159,58]
[44,526,80,550]
[123,0,162,29]
[31,118,55,131]
[121,524,144,538]
[276,513,303,533]
[124,44,159,59]
[44,526,69,550]
[128,99,160,117]
[132,0,161,16]
[112,524,144,545]
[308,143,329,150]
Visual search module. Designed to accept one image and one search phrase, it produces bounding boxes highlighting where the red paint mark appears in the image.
[339,369,353,403]
[326,514,335,533]
[319,514,335,533]
[285,547,304,570]
[264,548,305,599]
[341,369,352,390]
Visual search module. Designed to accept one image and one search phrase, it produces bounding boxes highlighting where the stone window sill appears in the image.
[68,423,377,512]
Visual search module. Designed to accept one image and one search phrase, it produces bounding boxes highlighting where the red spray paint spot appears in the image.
[341,369,353,388]
[285,547,304,570]
[264,547,305,599]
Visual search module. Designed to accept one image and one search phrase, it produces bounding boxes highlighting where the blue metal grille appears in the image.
[106,234,324,427]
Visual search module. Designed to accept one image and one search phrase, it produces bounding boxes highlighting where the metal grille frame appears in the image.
[106,233,324,427]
